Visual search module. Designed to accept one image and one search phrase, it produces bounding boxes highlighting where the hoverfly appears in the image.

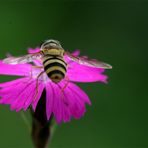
[3,39,112,83]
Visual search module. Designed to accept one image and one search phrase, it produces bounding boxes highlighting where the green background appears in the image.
[0,0,148,148]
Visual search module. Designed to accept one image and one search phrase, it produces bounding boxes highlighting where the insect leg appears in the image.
[30,67,33,80]
[60,77,69,105]
[29,66,44,80]
[60,76,69,95]
[33,71,45,101]
[32,66,44,69]
[57,82,69,106]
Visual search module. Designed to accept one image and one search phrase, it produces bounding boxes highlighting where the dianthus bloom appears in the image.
[0,48,107,124]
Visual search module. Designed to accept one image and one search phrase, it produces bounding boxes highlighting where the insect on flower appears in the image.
[3,39,112,83]
[0,39,112,123]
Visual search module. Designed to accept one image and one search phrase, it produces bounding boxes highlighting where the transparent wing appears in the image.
[3,52,43,64]
[65,52,112,69]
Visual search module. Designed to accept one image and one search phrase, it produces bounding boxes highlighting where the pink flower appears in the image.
[0,48,108,124]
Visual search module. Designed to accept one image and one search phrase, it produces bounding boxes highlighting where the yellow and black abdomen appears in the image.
[43,55,67,83]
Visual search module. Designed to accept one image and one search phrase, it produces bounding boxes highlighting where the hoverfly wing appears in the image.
[3,52,43,64]
[65,52,112,69]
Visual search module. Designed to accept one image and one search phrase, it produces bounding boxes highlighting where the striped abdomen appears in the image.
[43,55,67,83]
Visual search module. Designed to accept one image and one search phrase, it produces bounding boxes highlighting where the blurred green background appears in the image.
[0,0,148,148]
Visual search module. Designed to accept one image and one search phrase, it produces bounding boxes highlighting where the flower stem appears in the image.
[31,89,53,148]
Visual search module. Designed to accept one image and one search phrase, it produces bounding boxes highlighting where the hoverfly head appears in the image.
[40,39,63,50]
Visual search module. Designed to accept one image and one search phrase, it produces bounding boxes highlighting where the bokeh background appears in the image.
[0,0,148,148]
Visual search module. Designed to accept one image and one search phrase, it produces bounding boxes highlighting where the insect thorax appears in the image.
[42,50,67,83]
[42,48,65,57]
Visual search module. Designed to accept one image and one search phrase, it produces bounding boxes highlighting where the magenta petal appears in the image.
[46,82,71,124]
[27,48,42,66]
[70,50,80,56]
[45,83,54,120]
[0,47,110,124]
[45,80,91,123]
[64,50,107,83]
[0,78,29,104]
[67,62,108,83]
[0,61,32,76]
[50,83,63,124]
[0,78,32,108]
[64,50,80,62]
[0,78,27,88]
[0,78,44,112]
[23,81,43,111]
[48,81,91,123]
[66,82,91,105]
[56,83,71,122]
[16,81,37,111]
[10,79,36,111]
[28,47,40,54]
[32,82,45,111]
[64,82,88,119]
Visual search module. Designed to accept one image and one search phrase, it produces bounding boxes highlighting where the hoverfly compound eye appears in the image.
[40,39,62,50]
